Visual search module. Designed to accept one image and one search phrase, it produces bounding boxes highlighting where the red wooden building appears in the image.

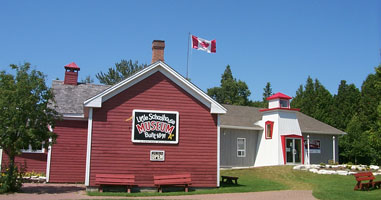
[1,40,226,189]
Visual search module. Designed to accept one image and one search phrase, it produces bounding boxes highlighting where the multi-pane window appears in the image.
[237,138,246,157]
[21,144,45,153]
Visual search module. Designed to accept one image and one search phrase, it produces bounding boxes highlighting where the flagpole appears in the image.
[186,32,190,79]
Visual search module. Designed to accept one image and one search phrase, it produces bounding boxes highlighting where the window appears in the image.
[280,99,289,108]
[265,121,274,139]
[237,138,246,157]
[21,144,45,153]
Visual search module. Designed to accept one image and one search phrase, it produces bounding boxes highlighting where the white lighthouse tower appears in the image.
[254,92,304,166]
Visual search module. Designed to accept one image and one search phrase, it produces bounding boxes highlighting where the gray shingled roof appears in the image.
[296,112,345,135]
[221,104,345,135]
[51,80,110,115]
[220,104,263,130]
[50,80,345,135]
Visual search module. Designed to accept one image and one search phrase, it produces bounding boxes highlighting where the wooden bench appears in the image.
[153,173,192,193]
[354,172,381,191]
[95,174,136,193]
[221,176,239,185]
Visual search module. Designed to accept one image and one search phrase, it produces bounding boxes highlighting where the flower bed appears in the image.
[293,164,381,176]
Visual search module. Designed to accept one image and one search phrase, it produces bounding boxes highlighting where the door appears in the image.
[286,138,302,164]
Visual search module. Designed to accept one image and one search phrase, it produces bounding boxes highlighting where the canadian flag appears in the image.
[192,35,216,53]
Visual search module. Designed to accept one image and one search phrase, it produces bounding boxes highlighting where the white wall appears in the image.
[254,111,281,166]
[254,109,302,167]
[268,99,278,109]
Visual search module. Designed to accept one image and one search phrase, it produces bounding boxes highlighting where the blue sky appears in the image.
[1,0,380,101]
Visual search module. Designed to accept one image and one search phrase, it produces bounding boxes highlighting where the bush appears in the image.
[328,160,337,165]
[0,163,26,193]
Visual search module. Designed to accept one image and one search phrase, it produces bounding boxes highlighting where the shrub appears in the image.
[328,160,336,165]
[0,162,26,193]
[24,171,45,178]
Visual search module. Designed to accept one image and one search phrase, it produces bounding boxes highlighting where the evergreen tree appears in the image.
[81,75,94,83]
[261,82,273,107]
[291,77,333,125]
[340,114,372,164]
[96,59,147,85]
[207,65,251,106]
[339,65,381,165]
[331,80,360,131]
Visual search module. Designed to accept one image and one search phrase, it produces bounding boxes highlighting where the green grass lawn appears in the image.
[87,166,381,200]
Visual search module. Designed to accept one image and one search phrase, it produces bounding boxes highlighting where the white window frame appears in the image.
[21,143,45,153]
[237,138,246,157]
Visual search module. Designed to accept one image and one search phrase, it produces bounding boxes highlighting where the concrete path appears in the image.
[0,183,317,200]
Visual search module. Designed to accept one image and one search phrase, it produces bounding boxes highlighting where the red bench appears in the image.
[95,174,136,193]
[354,172,381,191]
[154,173,192,193]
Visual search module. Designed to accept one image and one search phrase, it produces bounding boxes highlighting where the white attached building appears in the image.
[220,92,345,168]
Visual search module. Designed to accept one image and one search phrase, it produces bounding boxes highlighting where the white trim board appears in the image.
[220,125,263,131]
[217,115,221,187]
[85,108,93,186]
[84,61,226,114]
[46,138,52,182]
[0,148,3,172]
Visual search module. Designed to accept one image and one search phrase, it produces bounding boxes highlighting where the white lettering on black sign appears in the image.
[132,110,179,144]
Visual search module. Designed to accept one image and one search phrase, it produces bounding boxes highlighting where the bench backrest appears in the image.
[354,172,375,182]
[96,174,135,185]
[154,173,192,185]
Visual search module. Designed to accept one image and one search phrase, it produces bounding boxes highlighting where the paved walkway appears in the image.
[0,183,316,200]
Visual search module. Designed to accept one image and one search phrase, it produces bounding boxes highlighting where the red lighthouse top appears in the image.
[64,62,80,70]
[266,92,292,100]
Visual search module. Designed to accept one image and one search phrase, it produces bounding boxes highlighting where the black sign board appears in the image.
[132,110,179,144]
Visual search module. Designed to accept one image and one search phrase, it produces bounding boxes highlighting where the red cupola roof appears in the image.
[267,92,292,100]
[64,62,80,70]
[64,62,80,85]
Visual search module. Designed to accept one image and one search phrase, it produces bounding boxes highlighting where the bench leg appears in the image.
[127,186,131,193]
[99,185,103,193]
[354,182,360,190]
[185,185,188,192]
[158,186,162,193]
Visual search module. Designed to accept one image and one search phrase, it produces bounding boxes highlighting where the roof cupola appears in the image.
[267,92,292,109]
[64,62,80,85]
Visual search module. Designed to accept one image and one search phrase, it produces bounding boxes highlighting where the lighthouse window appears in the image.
[280,99,289,108]
[237,138,246,157]
[265,121,274,139]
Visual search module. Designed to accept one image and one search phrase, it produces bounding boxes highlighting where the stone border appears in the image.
[293,164,381,176]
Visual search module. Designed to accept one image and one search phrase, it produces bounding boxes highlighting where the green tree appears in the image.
[339,65,381,165]
[262,82,273,102]
[0,63,57,192]
[261,82,273,108]
[331,80,360,131]
[291,77,333,125]
[339,114,372,164]
[81,75,94,84]
[207,65,251,106]
[96,59,147,85]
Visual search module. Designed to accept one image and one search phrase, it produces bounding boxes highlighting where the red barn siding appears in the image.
[90,71,218,187]
[49,120,87,183]
[1,152,46,173]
